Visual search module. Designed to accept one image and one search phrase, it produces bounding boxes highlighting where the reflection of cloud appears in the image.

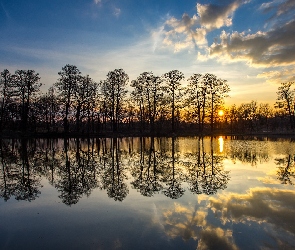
[210,188,295,235]
[198,227,238,250]
[161,203,206,240]
[154,186,295,249]
[156,202,239,249]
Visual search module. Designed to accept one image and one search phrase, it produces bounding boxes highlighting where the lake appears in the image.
[0,136,295,249]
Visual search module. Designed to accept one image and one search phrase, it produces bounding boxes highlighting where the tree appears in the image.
[162,70,184,133]
[73,75,98,133]
[55,64,81,133]
[131,72,163,133]
[34,87,59,132]
[185,73,203,131]
[276,82,294,129]
[12,70,41,132]
[131,75,146,132]
[202,73,230,132]
[101,69,128,132]
[0,69,13,131]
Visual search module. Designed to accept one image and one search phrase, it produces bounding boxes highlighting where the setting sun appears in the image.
[218,110,224,117]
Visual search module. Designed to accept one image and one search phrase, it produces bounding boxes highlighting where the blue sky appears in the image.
[0,0,294,105]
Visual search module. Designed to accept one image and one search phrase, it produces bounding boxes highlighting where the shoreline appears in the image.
[1,130,295,139]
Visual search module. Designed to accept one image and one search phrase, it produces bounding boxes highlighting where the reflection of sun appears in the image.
[218,110,224,116]
[218,136,224,153]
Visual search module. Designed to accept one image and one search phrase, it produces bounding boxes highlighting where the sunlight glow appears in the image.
[218,136,224,153]
[218,110,224,117]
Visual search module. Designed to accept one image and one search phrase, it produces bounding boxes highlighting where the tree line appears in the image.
[0,65,294,135]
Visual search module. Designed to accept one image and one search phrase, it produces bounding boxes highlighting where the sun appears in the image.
[218,110,224,117]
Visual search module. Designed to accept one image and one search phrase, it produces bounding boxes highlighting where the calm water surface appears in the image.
[0,136,295,250]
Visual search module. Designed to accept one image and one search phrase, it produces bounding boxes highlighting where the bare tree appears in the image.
[185,73,203,132]
[202,73,229,132]
[12,70,41,132]
[0,69,13,131]
[162,70,184,133]
[55,64,81,133]
[276,82,294,129]
[101,69,128,132]
[131,72,163,133]
[73,75,98,133]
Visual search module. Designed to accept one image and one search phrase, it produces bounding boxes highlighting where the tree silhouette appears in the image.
[11,70,41,132]
[73,75,98,133]
[202,73,229,132]
[55,64,81,133]
[34,87,59,133]
[185,73,203,132]
[0,69,13,131]
[131,72,163,133]
[276,82,295,129]
[162,70,184,133]
[100,69,128,132]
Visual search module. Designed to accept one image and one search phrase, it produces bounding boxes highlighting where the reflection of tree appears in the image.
[14,139,42,201]
[183,137,229,195]
[0,140,18,201]
[101,138,129,201]
[227,140,270,166]
[0,139,42,201]
[130,137,163,197]
[54,138,98,206]
[39,139,60,185]
[275,155,295,185]
[162,137,185,199]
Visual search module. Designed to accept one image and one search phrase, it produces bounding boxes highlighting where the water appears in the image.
[0,136,295,249]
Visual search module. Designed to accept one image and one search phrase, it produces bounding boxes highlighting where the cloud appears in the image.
[260,0,295,17]
[197,1,243,31]
[153,0,295,86]
[209,20,295,67]
[113,6,121,17]
[277,0,295,16]
[257,67,295,84]
[158,1,246,53]
[162,13,206,52]
[94,0,101,4]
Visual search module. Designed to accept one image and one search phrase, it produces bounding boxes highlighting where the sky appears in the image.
[0,0,294,106]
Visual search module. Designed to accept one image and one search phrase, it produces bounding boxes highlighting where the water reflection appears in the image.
[1,136,295,249]
[275,155,295,185]
[0,137,231,204]
[0,139,42,202]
